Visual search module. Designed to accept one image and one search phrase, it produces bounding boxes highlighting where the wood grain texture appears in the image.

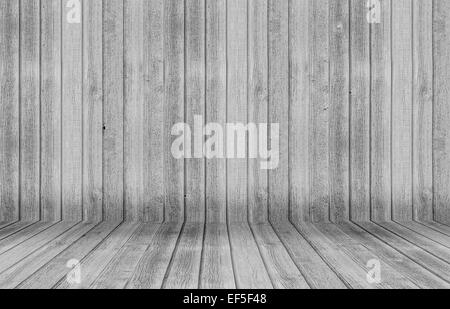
[91,223,160,289]
[40,0,61,222]
[289,0,310,223]
[272,222,346,289]
[20,0,40,222]
[205,0,227,224]
[338,222,449,288]
[248,0,268,224]
[370,0,392,222]
[357,221,450,282]
[392,0,413,221]
[18,222,118,289]
[164,223,204,288]
[309,0,330,223]
[200,223,235,288]
[0,0,20,222]
[433,0,450,224]
[185,0,205,223]
[329,0,350,223]
[251,223,309,288]
[350,0,370,222]
[0,221,77,274]
[228,223,273,288]
[315,223,418,288]
[62,0,82,222]
[55,222,140,289]
[163,0,184,223]
[412,0,433,222]
[83,0,103,223]
[143,0,164,223]
[126,223,182,289]
[0,222,96,289]
[226,0,248,223]
[103,0,124,222]
[124,0,144,221]
[0,0,447,229]
[268,0,289,223]
[0,221,55,255]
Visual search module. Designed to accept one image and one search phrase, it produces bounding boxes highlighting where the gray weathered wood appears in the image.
[103,0,124,222]
[143,0,164,222]
[18,222,118,289]
[40,0,61,222]
[309,0,330,222]
[315,223,419,288]
[350,0,370,222]
[205,0,227,224]
[337,222,449,288]
[200,223,235,288]
[357,221,450,282]
[0,0,20,223]
[163,0,184,223]
[268,0,289,223]
[329,0,350,223]
[20,0,40,222]
[126,223,182,288]
[433,0,450,224]
[248,0,268,224]
[91,223,160,289]
[228,223,272,288]
[164,223,204,288]
[226,0,248,222]
[124,0,144,222]
[289,0,310,223]
[251,223,310,288]
[83,0,103,223]
[412,0,433,222]
[185,0,205,223]
[55,222,140,289]
[0,222,96,289]
[62,0,83,222]
[371,0,392,222]
[392,0,413,221]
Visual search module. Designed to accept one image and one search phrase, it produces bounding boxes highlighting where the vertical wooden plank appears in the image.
[103,0,124,222]
[143,0,164,223]
[248,0,268,224]
[83,0,103,223]
[329,0,350,223]
[392,0,413,222]
[124,0,144,221]
[289,0,310,223]
[0,0,20,222]
[227,0,247,222]
[41,0,61,222]
[20,0,40,222]
[185,0,205,223]
[434,0,450,224]
[206,0,226,223]
[268,0,289,223]
[412,0,433,222]
[371,0,392,222]
[164,0,184,222]
[62,0,82,221]
[310,0,329,222]
[350,0,370,222]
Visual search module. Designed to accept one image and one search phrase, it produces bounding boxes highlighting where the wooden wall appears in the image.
[0,0,448,224]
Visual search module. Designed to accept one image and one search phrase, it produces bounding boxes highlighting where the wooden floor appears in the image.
[0,220,449,289]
